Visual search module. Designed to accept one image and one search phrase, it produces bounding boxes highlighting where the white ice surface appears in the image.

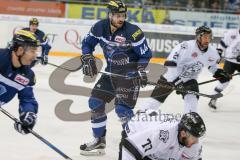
[0,57,240,160]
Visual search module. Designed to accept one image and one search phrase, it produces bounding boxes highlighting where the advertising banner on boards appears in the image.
[168,10,240,29]
[0,1,65,17]
[0,15,223,58]
[67,4,166,24]
[67,4,240,29]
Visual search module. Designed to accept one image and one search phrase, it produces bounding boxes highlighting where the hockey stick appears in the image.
[48,62,82,72]
[98,71,222,99]
[98,71,127,78]
[0,106,72,160]
[222,56,238,60]
[198,72,240,86]
[146,81,222,99]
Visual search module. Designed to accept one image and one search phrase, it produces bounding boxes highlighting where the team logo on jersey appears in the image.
[181,61,204,79]
[14,74,29,85]
[115,36,126,43]
[208,57,215,62]
[159,130,169,143]
[132,29,142,41]
[191,52,198,58]
[180,42,188,49]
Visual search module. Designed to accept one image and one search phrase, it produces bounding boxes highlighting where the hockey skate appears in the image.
[208,98,217,110]
[80,136,106,156]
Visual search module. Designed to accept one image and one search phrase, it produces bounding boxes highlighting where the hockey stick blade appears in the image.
[0,106,73,160]
[147,81,219,99]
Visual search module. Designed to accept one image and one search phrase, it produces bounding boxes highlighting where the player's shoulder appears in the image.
[225,29,238,35]
[175,40,192,50]
[0,48,11,63]
[124,22,144,42]
[91,19,108,36]
[154,122,178,144]
[92,19,108,30]
[22,27,30,31]
[125,21,141,31]
[224,29,239,39]
[35,29,45,36]
[208,45,220,59]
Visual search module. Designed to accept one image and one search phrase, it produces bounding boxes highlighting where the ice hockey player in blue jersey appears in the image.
[0,30,40,134]
[23,17,51,66]
[79,0,152,156]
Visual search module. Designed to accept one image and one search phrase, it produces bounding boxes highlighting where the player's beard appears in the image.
[110,18,124,29]
[179,136,190,147]
[197,40,208,52]
[30,28,37,33]
[178,132,189,147]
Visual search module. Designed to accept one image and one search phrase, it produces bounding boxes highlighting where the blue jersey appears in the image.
[0,49,38,114]
[22,28,51,57]
[82,19,152,73]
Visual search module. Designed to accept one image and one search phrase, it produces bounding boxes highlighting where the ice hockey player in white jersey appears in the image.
[140,26,231,113]
[119,111,205,160]
[208,29,240,110]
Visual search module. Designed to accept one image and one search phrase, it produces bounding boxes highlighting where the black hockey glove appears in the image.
[172,77,185,94]
[80,54,98,77]
[216,48,223,57]
[236,55,240,62]
[213,69,232,83]
[127,67,147,88]
[14,112,37,134]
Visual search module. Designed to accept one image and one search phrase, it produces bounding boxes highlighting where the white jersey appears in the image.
[220,29,240,64]
[123,111,202,160]
[163,40,220,82]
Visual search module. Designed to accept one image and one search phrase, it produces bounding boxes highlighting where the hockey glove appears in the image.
[172,77,185,94]
[213,69,232,83]
[236,55,240,62]
[80,54,98,77]
[216,48,223,57]
[127,67,147,88]
[14,112,37,134]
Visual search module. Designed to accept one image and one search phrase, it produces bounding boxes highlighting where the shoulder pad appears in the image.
[126,23,144,42]
[90,19,106,37]
[22,27,30,31]
[43,35,47,41]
